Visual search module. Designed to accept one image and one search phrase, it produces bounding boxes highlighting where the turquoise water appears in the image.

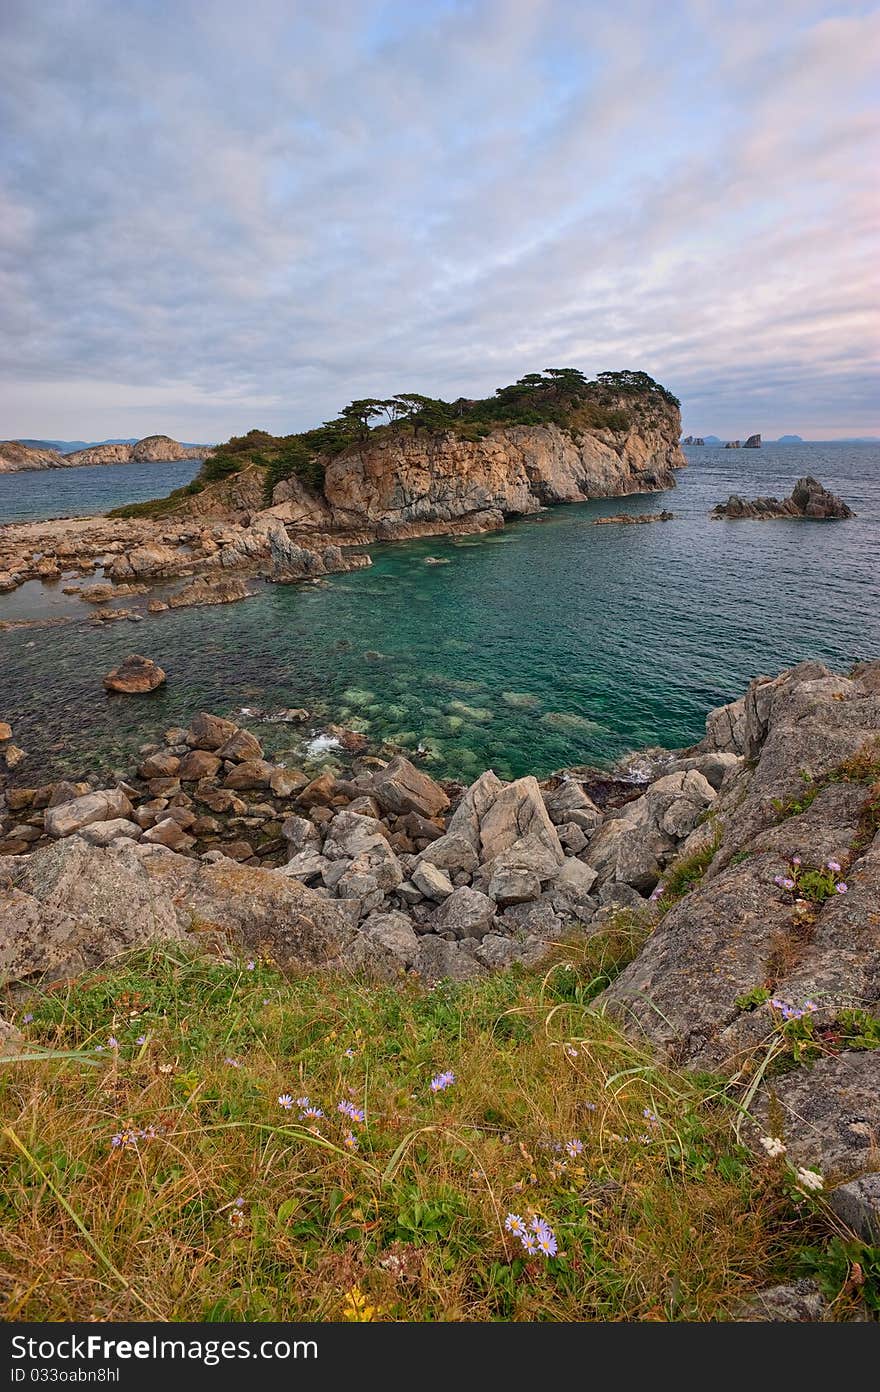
[0,458,203,523]
[1,443,878,783]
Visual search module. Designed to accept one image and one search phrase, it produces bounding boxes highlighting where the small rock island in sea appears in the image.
[712,475,855,520]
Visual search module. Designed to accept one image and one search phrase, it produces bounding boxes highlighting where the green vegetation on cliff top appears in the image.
[110,368,680,519]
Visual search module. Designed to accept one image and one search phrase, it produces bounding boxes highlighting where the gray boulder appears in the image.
[371,755,450,819]
[77,818,143,847]
[828,1174,880,1242]
[429,885,497,939]
[415,832,479,876]
[411,860,454,900]
[44,788,133,838]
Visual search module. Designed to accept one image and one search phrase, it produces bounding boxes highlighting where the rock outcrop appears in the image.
[0,441,63,473]
[320,416,683,534]
[0,436,211,472]
[744,434,762,448]
[712,476,854,520]
[62,436,211,467]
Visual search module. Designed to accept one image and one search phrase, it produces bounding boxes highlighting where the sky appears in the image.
[1,0,878,443]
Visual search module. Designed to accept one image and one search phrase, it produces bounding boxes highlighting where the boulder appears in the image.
[44,788,133,839]
[736,1281,828,1323]
[224,759,275,790]
[487,865,542,906]
[102,654,166,694]
[411,860,455,901]
[141,818,196,852]
[77,819,142,847]
[372,755,450,819]
[415,832,479,876]
[277,849,330,885]
[553,857,599,897]
[542,780,602,828]
[270,768,308,798]
[139,751,180,779]
[178,750,223,782]
[0,839,186,982]
[749,1052,880,1184]
[216,729,264,763]
[0,722,12,742]
[186,712,238,750]
[138,846,355,970]
[346,910,421,977]
[281,813,322,852]
[415,935,484,983]
[298,772,339,808]
[827,1174,880,1243]
[323,811,389,861]
[429,885,497,940]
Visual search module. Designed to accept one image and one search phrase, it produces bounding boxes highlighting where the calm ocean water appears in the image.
[1,442,877,782]
[0,457,203,523]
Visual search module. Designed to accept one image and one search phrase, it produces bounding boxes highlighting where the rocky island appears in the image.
[0,434,212,473]
[0,369,685,616]
[712,476,855,521]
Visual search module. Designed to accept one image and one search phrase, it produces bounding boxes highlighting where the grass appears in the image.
[654,828,721,912]
[0,928,867,1323]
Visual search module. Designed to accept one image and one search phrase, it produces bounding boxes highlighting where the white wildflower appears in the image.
[759,1136,786,1158]
[795,1167,824,1193]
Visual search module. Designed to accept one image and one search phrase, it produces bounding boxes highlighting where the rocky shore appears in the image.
[0,407,684,621]
[2,659,879,1242]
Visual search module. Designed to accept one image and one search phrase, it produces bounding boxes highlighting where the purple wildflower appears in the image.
[342,1129,359,1151]
[791,855,802,866]
[234,1196,245,1208]
[22,1013,33,1025]
[505,1212,527,1236]
[781,878,795,891]
[430,1070,455,1093]
[301,1104,324,1120]
[565,1139,583,1159]
[835,882,848,894]
[337,1100,365,1123]
[278,1094,294,1110]
[827,860,841,873]
[107,1037,119,1049]
[246,960,255,971]
[135,1035,147,1046]
[643,1108,660,1126]
[520,1230,538,1254]
[224,1057,241,1068]
[531,1218,558,1257]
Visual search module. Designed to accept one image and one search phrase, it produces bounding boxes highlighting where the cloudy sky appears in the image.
[1,0,877,442]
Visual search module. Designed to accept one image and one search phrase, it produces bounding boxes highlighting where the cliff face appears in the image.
[312,405,684,532]
[0,441,63,474]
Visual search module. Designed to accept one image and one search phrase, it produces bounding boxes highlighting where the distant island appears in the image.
[17,436,212,455]
[0,434,213,474]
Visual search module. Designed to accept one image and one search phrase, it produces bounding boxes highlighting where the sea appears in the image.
[1,443,877,784]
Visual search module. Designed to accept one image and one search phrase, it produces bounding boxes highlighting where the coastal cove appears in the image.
[1,442,877,785]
